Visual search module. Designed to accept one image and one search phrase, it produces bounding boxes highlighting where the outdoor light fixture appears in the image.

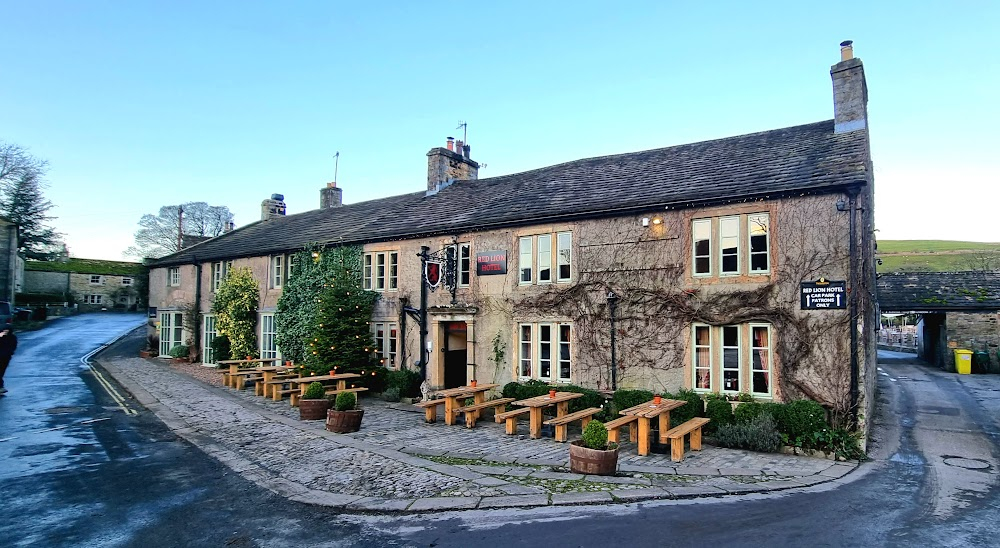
[836,197,848,211]
[642,217,650,227]
[642,216,663,227]
[651,216,663,225]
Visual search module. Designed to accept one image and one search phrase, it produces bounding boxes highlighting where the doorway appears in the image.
[442,321,468,389]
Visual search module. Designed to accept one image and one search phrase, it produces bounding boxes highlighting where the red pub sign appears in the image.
[476,251,507,276]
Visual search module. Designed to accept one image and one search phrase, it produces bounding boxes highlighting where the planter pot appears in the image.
[171,357,187,364]
[299,398,331,421]
[139,350,152,358]
[569,440,619,475]
[326,409,364,433]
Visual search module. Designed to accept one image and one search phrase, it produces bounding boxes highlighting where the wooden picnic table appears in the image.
[512,391,584,439]
[619,398,687,456]
[433,383,500,426]
[217,358,280,388]
[290,373,362,394]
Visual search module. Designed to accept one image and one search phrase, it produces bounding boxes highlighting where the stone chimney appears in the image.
[261,193,286,220]
[427,137,479,194]
[831,40,868,134]
[224,220,235,233]
[320,182,343,209]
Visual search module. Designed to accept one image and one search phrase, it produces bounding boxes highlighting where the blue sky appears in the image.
[2,1,997,260]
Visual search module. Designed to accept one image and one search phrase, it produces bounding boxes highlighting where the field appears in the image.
[878,240,1000,273]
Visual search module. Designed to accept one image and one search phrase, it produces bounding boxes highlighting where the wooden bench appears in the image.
[494,407,531,435]
[258,374,297,397]
[453,398,515,429]
[272,386,301,402]
[605,415,639,444]
[290,386,368,407]
[414,398,447,423]
[664,417,710,462]
[543,407,603,442]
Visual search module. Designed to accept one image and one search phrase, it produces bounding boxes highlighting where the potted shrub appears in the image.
[140,333,159,358]
[168,344,189,364]
[299,382,330,420]
[569,420,618,475]
[326,391,364,433]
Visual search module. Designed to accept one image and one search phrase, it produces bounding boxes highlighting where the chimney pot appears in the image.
[446,137,455,151]
[840,40,854,61]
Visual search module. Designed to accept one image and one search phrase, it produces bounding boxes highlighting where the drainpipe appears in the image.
[847,187,860,423]
[194,260,202,360]
[607,291,619,391]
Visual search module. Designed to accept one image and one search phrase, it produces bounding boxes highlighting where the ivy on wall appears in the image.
[211,266,259,359]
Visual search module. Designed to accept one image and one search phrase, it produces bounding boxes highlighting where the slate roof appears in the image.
[152,119,869,266]
[26,259,144,276]
[878,271,1000,312]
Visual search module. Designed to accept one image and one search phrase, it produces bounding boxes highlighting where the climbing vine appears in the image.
[212,266,260,359]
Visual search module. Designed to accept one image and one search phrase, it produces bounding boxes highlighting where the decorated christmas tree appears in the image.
[304,247,379,385]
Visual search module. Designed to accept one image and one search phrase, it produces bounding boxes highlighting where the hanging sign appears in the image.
[424,260,443,289]
[476,251,507,275]
[800,278,847,310]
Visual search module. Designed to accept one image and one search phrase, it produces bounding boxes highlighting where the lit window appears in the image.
[693,325,712,390]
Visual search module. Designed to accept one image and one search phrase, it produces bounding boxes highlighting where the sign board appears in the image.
[424,261,442,289]
[147,307,158,318]
[476,251,507,276]
[800,280,847,310]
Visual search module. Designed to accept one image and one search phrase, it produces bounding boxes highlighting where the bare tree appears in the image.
[962,250,1000,272]
[0,142,64,260]
[125,202,235,259]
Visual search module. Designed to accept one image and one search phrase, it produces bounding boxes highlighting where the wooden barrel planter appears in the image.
[568,440,619,475]
[299,399,330,421]
[326,409,364,433]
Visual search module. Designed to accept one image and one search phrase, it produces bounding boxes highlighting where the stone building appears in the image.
[0,219,22,305]
[23,258,144,311]
[147,43,878,434]
[878,271,1000,372]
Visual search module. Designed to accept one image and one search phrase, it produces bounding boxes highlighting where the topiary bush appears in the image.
[667,388,705,427]
[704,398,734,433]
[581,420,610,450]
[780,400,829,442]
[382,386,401,402]
[168,344,189,359]
[303,382,325,400]
[335,391,357,411]
[612,389,654,415]
[714,412,782,453]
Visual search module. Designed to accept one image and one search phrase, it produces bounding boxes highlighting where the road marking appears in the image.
[81,343,138,416]
[0,437,16,442]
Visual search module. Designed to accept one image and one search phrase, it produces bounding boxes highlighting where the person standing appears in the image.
[0,327,17,395]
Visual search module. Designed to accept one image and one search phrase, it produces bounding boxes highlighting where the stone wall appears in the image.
[944,311,999,372]
[23,270,70,296]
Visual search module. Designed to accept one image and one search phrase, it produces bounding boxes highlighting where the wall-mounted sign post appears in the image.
[800,278,847,310]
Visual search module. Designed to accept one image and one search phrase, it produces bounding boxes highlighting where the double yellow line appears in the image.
[88,363,137,416]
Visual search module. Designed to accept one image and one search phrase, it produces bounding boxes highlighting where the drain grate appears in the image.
[942,456,991,470]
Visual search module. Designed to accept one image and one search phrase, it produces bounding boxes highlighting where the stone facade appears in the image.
[0,220,20,304]
[23,258,142,311]
[944,312,999,372]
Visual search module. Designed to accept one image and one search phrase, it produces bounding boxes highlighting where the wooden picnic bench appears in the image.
[543,407,603,442]
[453,398,515,429]
[664,417,710,462]
[415,398,449,423]
[494,407,530,435]
[258,373,298,397]
[604,414,639,444]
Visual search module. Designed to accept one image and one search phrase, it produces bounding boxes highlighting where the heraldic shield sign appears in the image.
[425,260,443,289]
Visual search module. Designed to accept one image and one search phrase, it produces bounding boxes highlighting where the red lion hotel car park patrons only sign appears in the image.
[800,278,847,310]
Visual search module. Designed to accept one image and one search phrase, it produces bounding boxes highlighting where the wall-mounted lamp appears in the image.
[836,198,848,212]
[641,216,663,227]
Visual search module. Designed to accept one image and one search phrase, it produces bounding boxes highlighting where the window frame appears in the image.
[270,255,284,289]
[121,277,133,286]
[159,311,184,356]
[748,213,771,274]
[692,323,713,391]
[556,323,572,382]
[692,219,712,277]
[83,294,103,305]
[203,314,218,364]
[721,325,741,393]
[719,215,741,276]
[167,267,180,287]
[287,254,299,280]
[518,323,533,379]
[371,321,399,368]
[536,234,552,284]
[556,232,572,282]
[260,313,279,360]
[363,254,373,290]
[518,237,533,285]
[538,323,552,380]
[388,252,398,291]
[750,323,773,397]
[458,243,471,287]
[364,251,399,292]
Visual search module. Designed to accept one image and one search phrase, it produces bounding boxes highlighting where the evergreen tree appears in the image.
[0,142,64,260]
[303,247,378,382]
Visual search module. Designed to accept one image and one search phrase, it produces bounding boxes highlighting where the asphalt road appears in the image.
[3,317,998,547]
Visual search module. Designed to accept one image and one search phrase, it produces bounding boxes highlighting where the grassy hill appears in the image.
[878,240,1000,273]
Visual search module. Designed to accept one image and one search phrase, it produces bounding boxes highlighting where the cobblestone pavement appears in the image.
[97,354,859,513]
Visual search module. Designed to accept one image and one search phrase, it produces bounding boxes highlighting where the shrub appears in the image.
[385,368,423,398]
[704,398,734,433]
[667,388,705,426]
[558,384,611,421]
[581,420,610,450]
[804,428,866,460]
[612,389,654,415]
[781,400,828,442]
[335,391,357,411]
[168,344,189,359]
[210,334,231,363]
[303,382,326,400]
[714,413,782,453]
[733,401,784,426]
[501,379,550,401]
[382,386,401,402]
[738,392,755,402]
